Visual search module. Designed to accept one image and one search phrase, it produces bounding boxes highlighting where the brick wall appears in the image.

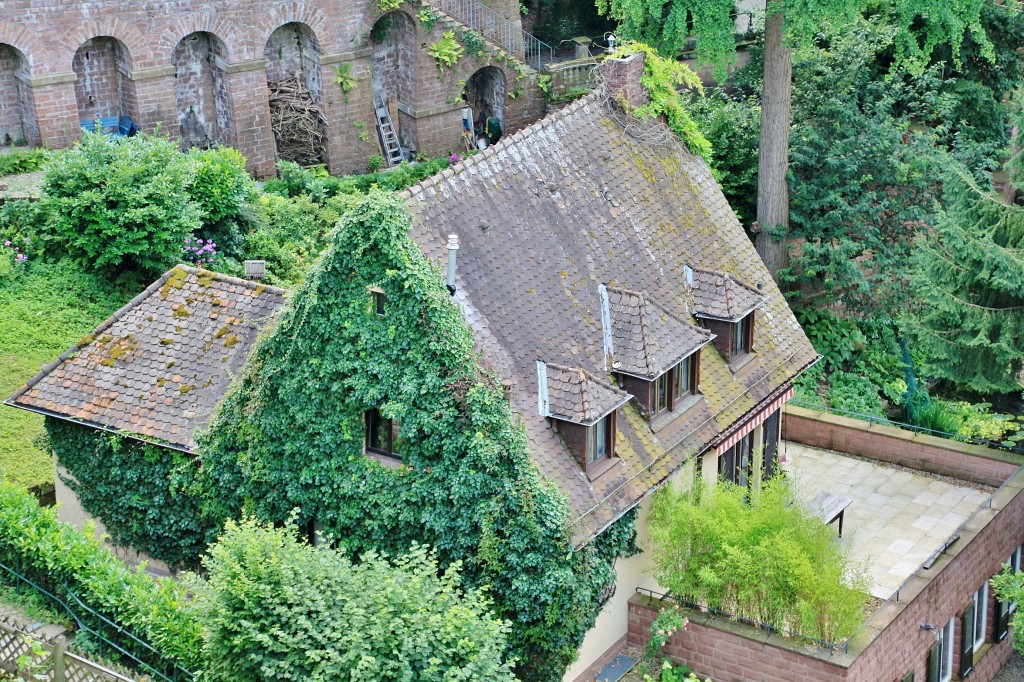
[625,411,1024,682]
[0,43,38,145]
[783,405,1020,487]
[3,0,547,175]
[173,32,232,149]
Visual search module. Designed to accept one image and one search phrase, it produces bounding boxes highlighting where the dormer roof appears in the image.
[600,284,712,379]
[689,268,767,322]
[538,361,631,426]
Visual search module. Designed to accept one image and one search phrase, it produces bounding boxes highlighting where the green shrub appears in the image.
[193,518,516,681]
[239,193,340,287]
[263,157,455,203]
[647,478,869,644]
[186,146,252,235]
[0,148,50,177]
[827,373,884,420]
[41,131,200,277]
[0,481,201,669]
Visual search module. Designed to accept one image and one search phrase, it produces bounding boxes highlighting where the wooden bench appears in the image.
[808,491,853,537]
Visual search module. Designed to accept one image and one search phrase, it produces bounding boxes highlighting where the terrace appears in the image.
[782,441,993,599]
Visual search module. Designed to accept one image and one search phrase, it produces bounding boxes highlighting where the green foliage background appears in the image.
[194,519,516,681]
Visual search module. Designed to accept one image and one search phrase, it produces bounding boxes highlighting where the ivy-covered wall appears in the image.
[46,420,213,571]
[47,190,636,680]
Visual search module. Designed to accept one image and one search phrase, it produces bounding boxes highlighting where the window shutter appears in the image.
[763,410,780,480]
[961,602,975,678]
[996,598,1011,642]
[902,671,915,682]
[927,640,940,682]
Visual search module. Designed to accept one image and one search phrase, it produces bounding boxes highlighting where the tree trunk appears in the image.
[755,3,792,279]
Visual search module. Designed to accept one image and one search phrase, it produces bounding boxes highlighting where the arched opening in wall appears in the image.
[464,66,506,148]
[370,11,417,160]
[173,32,232,150]
[72,37,138,128]
[264,22,327,166]
[0,43,39,146]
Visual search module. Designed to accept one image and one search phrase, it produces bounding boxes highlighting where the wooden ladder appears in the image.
[374,100,404,167]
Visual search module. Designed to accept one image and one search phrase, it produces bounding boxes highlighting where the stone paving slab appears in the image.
[781,441,993,599]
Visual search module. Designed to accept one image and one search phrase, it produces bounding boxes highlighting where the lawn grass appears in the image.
[0,261,132,487]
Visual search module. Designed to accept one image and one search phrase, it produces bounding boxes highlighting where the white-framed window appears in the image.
[1008,545,1021,612]
[972,583,988,652]
[927,617,954,682]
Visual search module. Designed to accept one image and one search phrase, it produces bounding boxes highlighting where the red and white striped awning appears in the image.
[715,386,794,455]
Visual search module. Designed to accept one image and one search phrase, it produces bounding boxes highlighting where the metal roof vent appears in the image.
[244,260,267,281]
[446,234,459,295]
[684,265,694,287]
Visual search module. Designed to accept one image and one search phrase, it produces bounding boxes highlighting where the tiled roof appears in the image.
[6,266,287,451]
[405,88,819,545]
[542,362,631,425]
[689,268,766,321]
[603,285,712,378]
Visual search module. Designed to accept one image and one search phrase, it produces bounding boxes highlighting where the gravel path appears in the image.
[993,650,1024,682]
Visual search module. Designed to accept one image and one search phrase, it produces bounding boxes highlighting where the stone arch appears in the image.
[60,19,147,70]
[465,66,507,147]
[0,22,44,71]
[253,3,330,57]
[72,36,139,126]
[370,11,417,153]
[263,22,327,166]
[0,43,40,146]
[173,32,233,150]
[157,16,243,64]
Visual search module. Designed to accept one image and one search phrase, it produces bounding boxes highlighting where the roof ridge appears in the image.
[636,293,655,376]
[177,264,291,296]
[402,91,603,201]
[545,362,628,398]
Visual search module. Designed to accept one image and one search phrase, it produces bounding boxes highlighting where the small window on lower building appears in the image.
[926,617,954,682]
[961,584,988,677]
[718,431,754,487]
[587,414,614,466]
[369,286,386,316]
[366,408,404,458]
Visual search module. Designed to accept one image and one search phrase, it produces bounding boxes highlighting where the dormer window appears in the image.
[365,408,403,458]
[588,415,613,466]
[537,361,630,478]
[731,312,754,358]
[651,353,699,418]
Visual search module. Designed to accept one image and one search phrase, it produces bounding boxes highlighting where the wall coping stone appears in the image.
[225,58,269,74]
[28,72,77,87]
[784,404,1021,467]
[130,65,176,81]
[320,48,372,65]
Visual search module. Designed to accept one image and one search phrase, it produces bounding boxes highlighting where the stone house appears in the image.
[0,0,547,175]
[9,54,1022,682]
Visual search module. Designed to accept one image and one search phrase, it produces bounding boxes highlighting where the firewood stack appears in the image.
[268,75,327,166]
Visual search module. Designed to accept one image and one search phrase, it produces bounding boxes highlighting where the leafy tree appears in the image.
[991,563,1024,655]
[193,518,516,682]
[595,0,997,276]
[905,171,1024,395]
[41,131,200,277]
[689,91,760,226]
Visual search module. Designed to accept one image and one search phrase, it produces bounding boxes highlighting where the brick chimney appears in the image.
[602,52,648,108]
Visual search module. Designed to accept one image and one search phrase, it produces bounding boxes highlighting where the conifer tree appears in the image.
[906,172,1024,395]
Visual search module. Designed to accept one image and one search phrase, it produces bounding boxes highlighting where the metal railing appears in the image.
[635,587,851,653]
[424,0,554,69]
[0,560,194,682]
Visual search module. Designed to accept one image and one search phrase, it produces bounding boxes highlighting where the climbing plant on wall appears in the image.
[193,190,637,681]
[45,420,214,571]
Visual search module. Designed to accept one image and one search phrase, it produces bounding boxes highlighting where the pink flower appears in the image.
[3,241,9,246]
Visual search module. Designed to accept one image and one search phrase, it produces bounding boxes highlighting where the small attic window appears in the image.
[369,286,386,316]
[651,352,700,418]
[587,414,614,466]
[731,312,754,358]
